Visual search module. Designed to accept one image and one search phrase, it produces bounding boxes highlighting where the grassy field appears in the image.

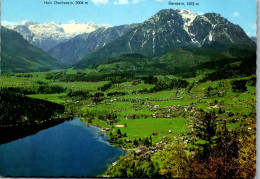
[1,71,255,148]
[114,117,188,143]
[27,93,67,104]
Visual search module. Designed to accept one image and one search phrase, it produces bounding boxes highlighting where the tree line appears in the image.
[0,91,65,126]
[1,85,66,95]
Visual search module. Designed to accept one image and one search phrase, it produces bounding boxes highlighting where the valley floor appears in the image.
[0,70,256,178]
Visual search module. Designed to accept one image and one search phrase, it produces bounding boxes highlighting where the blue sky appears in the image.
[1,0,257,36]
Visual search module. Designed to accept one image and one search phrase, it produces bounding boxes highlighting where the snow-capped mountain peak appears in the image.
[60,22,110,34]
[6,21,111,51]
[176,9,197,20]
[175,9,197,35]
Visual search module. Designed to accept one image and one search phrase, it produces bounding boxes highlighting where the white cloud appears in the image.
[1,20,28,26]
[91,0,109,5]
[232,12,240,17]
[114,0,129,5]
[92,0,145,5]
[198,12,204,15]
[68,19,76,23]
[131,0,145,4]
[2,20,18,26]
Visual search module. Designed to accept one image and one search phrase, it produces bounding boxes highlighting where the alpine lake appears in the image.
[0,117,126,177]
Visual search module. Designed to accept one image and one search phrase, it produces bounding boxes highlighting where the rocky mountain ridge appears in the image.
[47,24,139,64]
[73,9,255,69]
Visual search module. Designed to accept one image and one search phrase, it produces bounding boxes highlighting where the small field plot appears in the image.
[0,75,34,87]
[27,93,67,104]
[114,117,188,143]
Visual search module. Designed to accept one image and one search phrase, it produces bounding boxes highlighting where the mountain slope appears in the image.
[87,47,255,78]
[158,47,256,77]
[47,24,139,64]
[73,9,255,69]
[159,47,228,67]
[89,53,166,75]
[1,26,64,73]
[7,21,110,51]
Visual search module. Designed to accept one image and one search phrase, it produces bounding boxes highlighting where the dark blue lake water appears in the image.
[0,118,126,177]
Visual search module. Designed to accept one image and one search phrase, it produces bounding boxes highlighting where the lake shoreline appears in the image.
[0,117,126,177]
[79,117,130,152]
[0,117,71,145]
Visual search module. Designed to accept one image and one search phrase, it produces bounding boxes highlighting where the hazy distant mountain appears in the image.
[1,26,64,73]
[47,24,139,64]
[250,37,257,43]
[73,9,255,69]
[6,21,110,51]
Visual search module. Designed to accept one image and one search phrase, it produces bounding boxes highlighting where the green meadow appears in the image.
[1,70,255,146]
